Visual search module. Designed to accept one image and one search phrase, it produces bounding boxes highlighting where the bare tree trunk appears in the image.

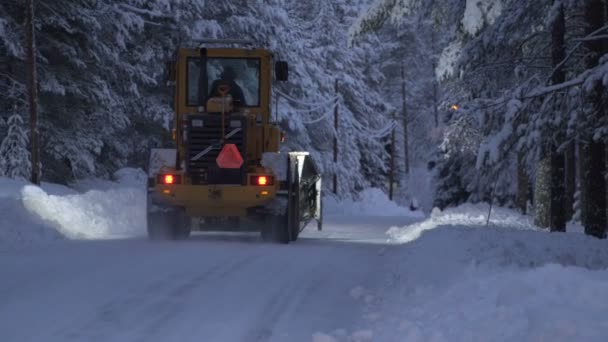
[430,28,439,128]
[25,0,40,185]
[517,152,529,214]
[583,0,607,238]
[333,79,339,195]
[389,114,396,201]
[586,140,607,238]
[564,144,576,220]
[549,1,567,232]
[534,152,551,228]
[578,142,590,226]
[401,62,410,175]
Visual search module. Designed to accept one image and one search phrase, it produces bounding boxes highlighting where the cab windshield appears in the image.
[187,57,261,108]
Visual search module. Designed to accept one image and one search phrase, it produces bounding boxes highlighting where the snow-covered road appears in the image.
[3,175,608,342]
[0,215,416,342]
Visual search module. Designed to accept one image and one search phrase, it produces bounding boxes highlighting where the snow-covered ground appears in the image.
[1,176,607,341]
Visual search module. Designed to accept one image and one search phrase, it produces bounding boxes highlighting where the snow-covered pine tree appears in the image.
[0,0,212,182]
[0,107,31,180]
[1,0,413,200]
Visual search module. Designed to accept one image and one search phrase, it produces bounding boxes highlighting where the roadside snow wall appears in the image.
[0,169,147,249]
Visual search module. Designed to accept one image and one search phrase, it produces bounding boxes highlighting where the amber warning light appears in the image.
[250,175,274,186]
[157,174,181,185]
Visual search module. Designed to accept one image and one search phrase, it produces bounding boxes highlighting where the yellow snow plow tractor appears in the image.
[147,40,322,243]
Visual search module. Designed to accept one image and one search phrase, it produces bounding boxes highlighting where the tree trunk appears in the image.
[586,141,607,238]
[534,154,551,228]
[517,152,529,214]
[578,142,590,226]
[549,1,567,232]
[25,0,40,185]
[564,144,576,220]
[401,62,410,175]
[389,116,396,201]
[550,152,566,231]
[430,28,439,128]
[583,0,607,239]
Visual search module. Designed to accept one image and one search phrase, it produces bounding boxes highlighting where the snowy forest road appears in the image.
[0,215,418,342]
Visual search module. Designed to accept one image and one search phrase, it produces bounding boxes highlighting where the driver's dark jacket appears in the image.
[208,80,246,106]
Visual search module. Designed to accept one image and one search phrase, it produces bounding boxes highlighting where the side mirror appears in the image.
[275,61,289,81]
[165,61,176,83]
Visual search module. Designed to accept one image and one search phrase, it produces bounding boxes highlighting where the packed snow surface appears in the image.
[2,179,607,341]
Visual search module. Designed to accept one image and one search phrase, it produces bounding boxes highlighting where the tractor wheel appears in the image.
[261,214,289,244]
[147,209,175,240]
[290,229,299,242]
[147,195,190,240]
[173,208,191,240]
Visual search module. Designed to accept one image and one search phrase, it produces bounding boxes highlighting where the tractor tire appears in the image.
[173,208,191,240]
[289,219,300,242]
[261,214,289,244]
[147,196,190,240]
[147,209,175,240]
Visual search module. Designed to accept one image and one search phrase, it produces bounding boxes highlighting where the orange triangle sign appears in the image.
[216,144,244,169]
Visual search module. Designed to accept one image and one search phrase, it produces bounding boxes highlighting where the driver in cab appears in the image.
[208,66,246,107]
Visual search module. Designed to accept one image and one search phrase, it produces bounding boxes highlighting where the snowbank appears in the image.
[324,188,424,218]
[371,203,608,341]
[388,202,534,243]
[0,169,147,249]
[0,178,75,249]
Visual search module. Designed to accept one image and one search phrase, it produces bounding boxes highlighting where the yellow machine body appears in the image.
[151,46,282,218]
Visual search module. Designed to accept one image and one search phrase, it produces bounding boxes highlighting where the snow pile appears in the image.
[324,188,424,218]
[388,202,534,243]
[372,203,608,341]
[0,178,73,249]
[21,185,146,240]
[0,169,147,249]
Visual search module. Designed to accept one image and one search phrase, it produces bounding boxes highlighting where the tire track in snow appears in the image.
[134,253,262,342]
[55,251,260,342]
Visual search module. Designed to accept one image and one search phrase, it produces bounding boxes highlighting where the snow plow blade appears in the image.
[286,152,323,238]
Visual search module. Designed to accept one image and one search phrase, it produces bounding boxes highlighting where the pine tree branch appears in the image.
[547,23,608,83]
[576,34,608,41]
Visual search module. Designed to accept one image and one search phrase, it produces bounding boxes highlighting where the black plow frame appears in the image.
[286,152,323,236]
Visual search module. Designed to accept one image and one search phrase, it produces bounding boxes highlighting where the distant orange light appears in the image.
[258,176,268,186]
[164,174,175,184]
[451,104,459,111]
